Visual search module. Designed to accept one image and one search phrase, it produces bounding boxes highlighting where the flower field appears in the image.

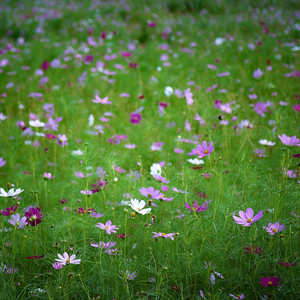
[0,0,299,299]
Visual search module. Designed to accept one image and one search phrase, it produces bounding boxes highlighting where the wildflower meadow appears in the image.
[0,0,300,299]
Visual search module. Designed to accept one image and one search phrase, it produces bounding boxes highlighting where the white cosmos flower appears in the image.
[29,120,45,127]
[164,86,173,97]
[187,158,205,165]
[150,163,161,177]
[129,199,151,215]
[89,114,94,127]
[0,188,24,197]
[71,150,83,156]
[258,139,275,146]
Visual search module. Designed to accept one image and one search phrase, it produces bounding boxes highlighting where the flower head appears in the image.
[8,213,28,229]
[139,186,163,199]
[150,163,161,177]
[55,252,81,265]
[229,294,245,299]
[129,199,151,215]
[185,201,209,213]
[29,120,45,127]
[152,232,176,240]
[188,141,214,158]
[24,207,43,226]
[259,276,280,287]
[52,262,63,270]
[258,139,275,146]
[1,204,18,216]
[96,220,119,234]
[278,134,300,147]
[233,208,263,226]
[263,222,286,235]
[43,172,55,180]
[0,188,24,197]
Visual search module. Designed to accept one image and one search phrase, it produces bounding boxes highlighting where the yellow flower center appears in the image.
[247,218,252,223]
[138,208,141,211]
[161,233,166,236]
[272,228,278,233]
[268,281,272,285]
[106,226,109,229]
[204,150,208,154]
[66,259,70,264]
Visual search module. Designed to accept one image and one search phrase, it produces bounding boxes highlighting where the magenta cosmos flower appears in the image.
[263,222,286,235]
[96,220,119,234]
[188,141,214,158]
[152,232,176,240]
[55,252,81,265]
[233,208,263,226]
[24,207,43,226]
[259,276,280,287]
[278,134,300,147]
[185,201,208,213]
[1,204,18,216]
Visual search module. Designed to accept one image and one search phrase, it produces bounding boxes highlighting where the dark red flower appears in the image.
[244,245,264,256]
[1,204,18,216]
[278,262,297,267]
[24,207,43,226]
[25,254,45,259]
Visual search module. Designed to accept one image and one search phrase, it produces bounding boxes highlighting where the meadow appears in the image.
[0,0,300,299]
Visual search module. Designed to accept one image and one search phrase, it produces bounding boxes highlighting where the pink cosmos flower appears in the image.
[92,95,111,104]
[152,232,176,240]
[293,104,300,112]
[153,175,170,183]
[8,213,28,229]
[0,157,6,167]
[233,208,263,226]
[43,172,55,180]
[184,88,194,105]
[278,134,300,147]
[253,68,263,78]
[263,222,286,235]
[57,134,68,147]
[259,276,280,287]
[188,141,214,158]
[283,168,297,178]
[52,262,63,270]
[139,187,163,199]
[96,220,119,234]
[55,252,81,265]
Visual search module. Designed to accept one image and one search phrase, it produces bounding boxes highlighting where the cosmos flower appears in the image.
[92,95,111,104]
[150,163,161,177]
[258,139,275,146]
[263,222,286,235]
[229,294,245,299]
[139,187,163,199]
[55,252,81,265]
[129,199,151,215]
[96,220,119,234]
[0,188,24,197]
[1,204,18,216]
[43,172,55,180]
[253,68,263,78]
[188,141,214,158]
[187,158,205,165]
[164,86,173,97]
[120,270,137,281]
[52,262,63,270]
[29,120,45,127]
[8,213,28,229]
[278,134,300,147]
[233,208,263,226]
[185,201,209,213]
[152,232,176,240]
[24,207,43,226]
[0,157,6,167]
[258,276,280,287]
